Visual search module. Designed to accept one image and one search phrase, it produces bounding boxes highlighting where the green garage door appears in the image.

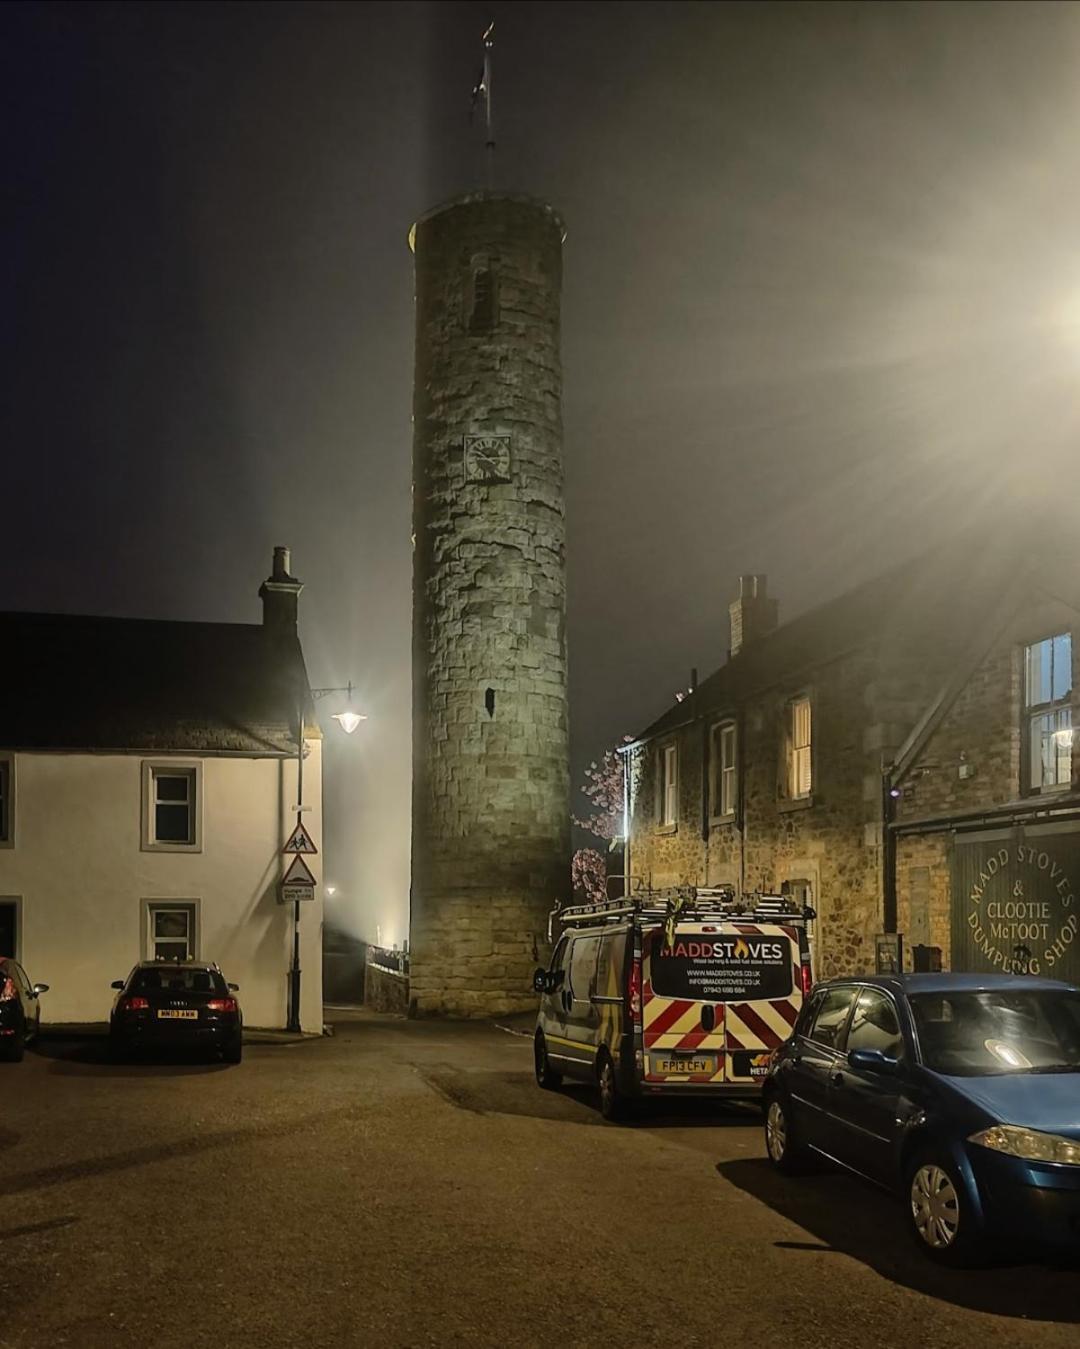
[952,826,1080,985]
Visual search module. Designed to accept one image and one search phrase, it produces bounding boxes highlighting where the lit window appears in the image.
[1024,633,1072,794]
[788,696,812,800]
[709,721,737,818]
[143,762,201,851]
[659,743,678,826]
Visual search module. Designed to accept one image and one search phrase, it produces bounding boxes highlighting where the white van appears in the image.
[533,889,815,1120]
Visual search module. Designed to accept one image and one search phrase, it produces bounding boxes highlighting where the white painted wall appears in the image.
[0,743,323,1031]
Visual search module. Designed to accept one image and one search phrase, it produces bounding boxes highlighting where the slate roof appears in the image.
[633,529,1080,747]
[0,611,317,754]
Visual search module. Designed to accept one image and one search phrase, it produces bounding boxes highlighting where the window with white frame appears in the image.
[787,696,813,800]
[144,901,197,961]
[709,721,737,819]
[659,742,678,827]
[143,763,201,850]
[1024,632,1072,794]
[0,756,11,846]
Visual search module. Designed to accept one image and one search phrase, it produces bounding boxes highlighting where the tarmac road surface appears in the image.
[1,1009,1077,1349]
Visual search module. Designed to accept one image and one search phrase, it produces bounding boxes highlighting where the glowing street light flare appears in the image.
[332,709,367,734]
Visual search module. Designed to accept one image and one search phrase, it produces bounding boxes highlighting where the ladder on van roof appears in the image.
[549,887,816,938]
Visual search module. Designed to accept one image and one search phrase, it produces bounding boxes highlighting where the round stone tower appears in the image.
[409,193,570,1017]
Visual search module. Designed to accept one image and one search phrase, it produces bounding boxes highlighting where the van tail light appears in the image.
[628,958,642,1026]
[0,978,16,1003]
[799,963,813,998]
[120,995,150,1012]
[206,998,238,1013]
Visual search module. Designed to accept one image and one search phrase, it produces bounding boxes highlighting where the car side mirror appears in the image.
[111,980,125,990]
[848,1047,900,1075]
[32,983,49,995]
[532,968,564,995]
[228,983,239,992]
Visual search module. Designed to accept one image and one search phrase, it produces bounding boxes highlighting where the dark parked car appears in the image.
[0,957,48,1061]
[763,973,1080,1265]
[110,961,243,1063]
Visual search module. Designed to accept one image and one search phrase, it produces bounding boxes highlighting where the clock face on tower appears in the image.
[463,434,512,485]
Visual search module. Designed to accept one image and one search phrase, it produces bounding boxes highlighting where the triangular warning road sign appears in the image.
[283,821,318,855]
[282,854,317,888]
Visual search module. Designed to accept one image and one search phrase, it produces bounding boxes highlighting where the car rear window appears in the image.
[131,967,226,994]
[648,929,794,1002]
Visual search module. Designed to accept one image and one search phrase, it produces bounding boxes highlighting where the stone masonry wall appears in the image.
[410,195,570,1016]
[627,580,1078,983]
[628,643,950,979]
[894,595,1078,970]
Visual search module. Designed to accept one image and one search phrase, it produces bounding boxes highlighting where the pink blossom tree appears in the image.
[571,847,607,904]
[571,737,632,904]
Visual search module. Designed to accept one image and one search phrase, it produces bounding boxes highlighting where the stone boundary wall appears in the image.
[364,956,410,1015]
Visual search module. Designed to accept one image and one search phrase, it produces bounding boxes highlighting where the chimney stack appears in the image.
[729,574,778,657]
[259,546,303,635]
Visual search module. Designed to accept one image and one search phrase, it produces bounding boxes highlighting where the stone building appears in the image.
[0,549,325,1029]
[624,535,1080,984]
[408,194,570,1016]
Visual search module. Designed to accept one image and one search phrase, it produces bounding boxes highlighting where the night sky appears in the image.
[6,1,1080,944]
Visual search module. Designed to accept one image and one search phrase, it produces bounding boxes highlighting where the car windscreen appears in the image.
[647,930,793,1002]
[131,967,227,995]
[910,989,1080,1076]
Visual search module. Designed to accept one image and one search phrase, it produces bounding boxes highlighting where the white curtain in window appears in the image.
[791,698,812,798]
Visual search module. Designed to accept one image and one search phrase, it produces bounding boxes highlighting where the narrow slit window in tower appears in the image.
[485,687,496,718]
[470,266,497,333]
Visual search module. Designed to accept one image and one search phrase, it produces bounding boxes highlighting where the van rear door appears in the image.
[642,923,802,1086]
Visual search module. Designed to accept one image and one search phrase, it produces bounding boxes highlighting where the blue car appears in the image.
[762,973,1080,1265]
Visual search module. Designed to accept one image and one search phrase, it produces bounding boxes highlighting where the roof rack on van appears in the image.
[549,887,816,939]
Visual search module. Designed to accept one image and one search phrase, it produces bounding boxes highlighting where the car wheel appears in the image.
[534,1033,562,1090]
[597,1051,631,1122]
[906,1152,986,1267]
[763,1092,808,1174]
[222,1038,243,1065]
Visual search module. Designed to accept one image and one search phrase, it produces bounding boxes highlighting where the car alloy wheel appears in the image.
[534,1034,561,1090]
[766,1100,787,1163]
[597,1054,627,1122]
[600,1059,615,1113]
[911,1164,960,1250]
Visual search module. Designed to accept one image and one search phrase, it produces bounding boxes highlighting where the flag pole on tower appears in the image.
[471,22,495,188]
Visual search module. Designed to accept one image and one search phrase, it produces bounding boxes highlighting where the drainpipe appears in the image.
[738,708,748,899]
[621,745,631,900]
[882,768,898,934]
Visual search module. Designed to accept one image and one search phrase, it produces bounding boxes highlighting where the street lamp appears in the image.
[327,681,367,734]
[286,681,367,1034]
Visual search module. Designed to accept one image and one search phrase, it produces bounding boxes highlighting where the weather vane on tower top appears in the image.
[471,22,496,189]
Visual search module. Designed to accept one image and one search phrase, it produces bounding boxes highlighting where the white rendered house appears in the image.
[0,548,323,1031]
